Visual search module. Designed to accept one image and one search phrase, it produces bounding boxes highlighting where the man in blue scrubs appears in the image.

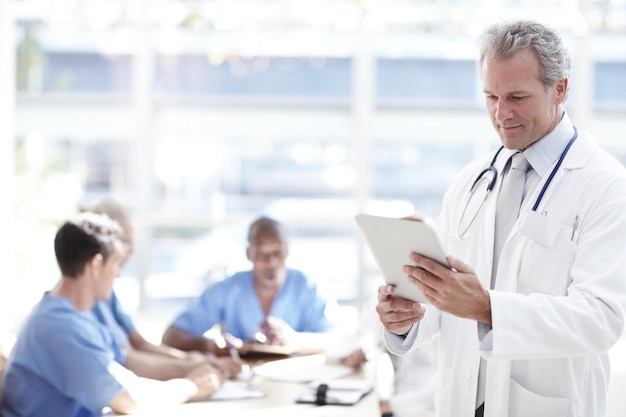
[86,197,242,380]
[162,216,338,355]
[1,213,223,417]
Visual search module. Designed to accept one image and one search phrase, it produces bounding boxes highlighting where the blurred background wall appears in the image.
[1,4,625,401]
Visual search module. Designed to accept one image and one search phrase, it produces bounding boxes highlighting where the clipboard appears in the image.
[296,380,372,406]
[354,213,448,304]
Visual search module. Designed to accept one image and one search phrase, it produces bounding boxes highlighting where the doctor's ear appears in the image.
[554,78,569,104]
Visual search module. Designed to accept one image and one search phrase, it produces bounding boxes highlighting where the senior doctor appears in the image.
[376,20,626,417]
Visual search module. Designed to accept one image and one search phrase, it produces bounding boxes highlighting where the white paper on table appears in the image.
[253,354,354,383]
[194,380,266,401]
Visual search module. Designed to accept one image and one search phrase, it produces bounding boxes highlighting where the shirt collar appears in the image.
[522,112,576,177]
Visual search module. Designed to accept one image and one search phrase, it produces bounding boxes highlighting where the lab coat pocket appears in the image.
[520,210,563,247]
[518,211,575,296]
[508,378,569,417]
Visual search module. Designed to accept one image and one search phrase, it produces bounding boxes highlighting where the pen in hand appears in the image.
[219,325,255,382]
[228,339,241,361]
[218,323,241,361]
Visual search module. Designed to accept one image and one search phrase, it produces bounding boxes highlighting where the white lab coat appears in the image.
[386,130,626,417]
[387,342,438,417]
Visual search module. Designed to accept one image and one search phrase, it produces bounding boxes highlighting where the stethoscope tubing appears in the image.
[531,127,578,211]
[457,127,579,239]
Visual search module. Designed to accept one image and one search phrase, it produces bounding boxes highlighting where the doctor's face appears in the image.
[481,47,568,151]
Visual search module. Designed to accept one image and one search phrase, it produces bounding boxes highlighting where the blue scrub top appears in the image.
[91,291,136,364]
[172,269,336,340]
[1,294,127,417]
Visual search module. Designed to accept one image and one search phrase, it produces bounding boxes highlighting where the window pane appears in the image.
[377,58,477,105]
[240,140,355,197]
[595,62,626,107]
[43,52,132,94]
[371,140,476,217]
[156,55,351,99]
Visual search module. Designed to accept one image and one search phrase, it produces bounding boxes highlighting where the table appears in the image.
[114,355,381,417]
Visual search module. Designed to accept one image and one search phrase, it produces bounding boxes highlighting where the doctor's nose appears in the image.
[494,101,515,123]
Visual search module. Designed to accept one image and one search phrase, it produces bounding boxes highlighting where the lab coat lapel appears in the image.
[494,133,593,293]
[521,131,593,216]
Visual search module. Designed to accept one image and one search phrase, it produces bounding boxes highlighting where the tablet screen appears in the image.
[355,213,448,303]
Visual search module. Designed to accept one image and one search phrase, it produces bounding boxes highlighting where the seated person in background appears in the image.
[83,197,242,380]
[162,216,339,355]
[338,299,437,417]
[1,213,223,417]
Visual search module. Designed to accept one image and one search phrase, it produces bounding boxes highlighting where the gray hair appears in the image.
[478,20,572,88]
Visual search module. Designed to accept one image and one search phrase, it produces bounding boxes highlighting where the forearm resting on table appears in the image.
[129,330,191,359]
[110,377,200,415]
[124,349,194,381]
[162,325,214,353]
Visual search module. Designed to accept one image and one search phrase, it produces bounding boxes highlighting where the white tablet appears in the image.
[355,213,448,304]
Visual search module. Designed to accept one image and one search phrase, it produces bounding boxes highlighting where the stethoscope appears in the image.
[455,127,579,239]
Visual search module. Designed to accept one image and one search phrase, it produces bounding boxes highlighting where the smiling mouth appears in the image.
[500,124,523,131]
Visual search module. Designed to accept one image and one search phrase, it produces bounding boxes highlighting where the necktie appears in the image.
[493,151,530,277]
[477,152,530,410]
